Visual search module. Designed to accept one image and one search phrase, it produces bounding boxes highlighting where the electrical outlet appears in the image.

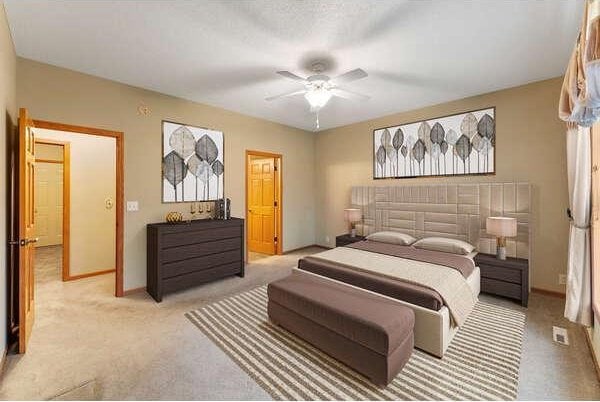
[559,274,567,285]
[325,236,330,244]
[126,201,139,212]
[552,326,569,345]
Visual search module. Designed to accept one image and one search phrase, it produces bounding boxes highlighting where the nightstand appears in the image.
[336,233,366,247]
[474,252,529,307]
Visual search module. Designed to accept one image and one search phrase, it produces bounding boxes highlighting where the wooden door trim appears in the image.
[34,139,71,281]
[33,119,125,297]
[245,150,283,260]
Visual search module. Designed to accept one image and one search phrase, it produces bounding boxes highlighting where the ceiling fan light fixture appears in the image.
[304,87,332,109]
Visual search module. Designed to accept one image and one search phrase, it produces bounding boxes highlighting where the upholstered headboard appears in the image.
[351,182,531,259]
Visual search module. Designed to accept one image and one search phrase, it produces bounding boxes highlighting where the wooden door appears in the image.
[35,162,63,247]
[248,156,276,254]
[19,108,37,353]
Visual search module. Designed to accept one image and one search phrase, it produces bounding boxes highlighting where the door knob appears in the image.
[20,238,38,246]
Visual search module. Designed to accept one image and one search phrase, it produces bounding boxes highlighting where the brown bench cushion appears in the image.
[268,270,414,356]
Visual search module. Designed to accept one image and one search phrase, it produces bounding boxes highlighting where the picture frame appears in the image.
[162,120,224,202]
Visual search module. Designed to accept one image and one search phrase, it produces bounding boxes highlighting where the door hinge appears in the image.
[274,165,278,172]
[274,200,278,207]
[274,236,278,243]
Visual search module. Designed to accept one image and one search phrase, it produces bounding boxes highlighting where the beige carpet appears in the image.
[186,285,526,401]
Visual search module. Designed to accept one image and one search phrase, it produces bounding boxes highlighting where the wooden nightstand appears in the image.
[474,252,529,307]
[336,233,366,247]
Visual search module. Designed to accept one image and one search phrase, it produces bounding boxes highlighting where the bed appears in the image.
[298,183,531,357]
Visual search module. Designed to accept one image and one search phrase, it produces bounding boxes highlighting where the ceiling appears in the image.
[4,0,583,131]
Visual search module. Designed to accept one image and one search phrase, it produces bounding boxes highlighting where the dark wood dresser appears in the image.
[336,233,366,247]
[474,252,529,307]
[147,218,244,302]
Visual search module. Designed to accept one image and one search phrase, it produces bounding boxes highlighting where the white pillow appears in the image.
[366,231,416,246]
[412,237,475,255]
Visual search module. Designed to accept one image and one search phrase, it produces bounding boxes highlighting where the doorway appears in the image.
[12,113,125,354]
[34,139,70,282]
[32,120,124,291]
[245,150,282,262]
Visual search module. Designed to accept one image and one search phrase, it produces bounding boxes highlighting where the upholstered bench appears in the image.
[267,270,415,386]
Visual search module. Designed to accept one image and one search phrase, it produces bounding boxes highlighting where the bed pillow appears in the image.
[366,231,416,246]
[412,237,475,255]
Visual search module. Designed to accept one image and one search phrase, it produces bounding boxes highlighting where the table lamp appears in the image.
[344,208,362,237]
[486,216,517,260]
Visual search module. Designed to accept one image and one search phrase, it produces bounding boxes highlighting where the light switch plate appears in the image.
[127,201,139,212]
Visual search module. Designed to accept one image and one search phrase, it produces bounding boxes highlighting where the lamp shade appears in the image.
[344,208,362,223]
[486,217,517,237]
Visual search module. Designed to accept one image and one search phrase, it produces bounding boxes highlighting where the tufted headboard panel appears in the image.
[351,182,531,259]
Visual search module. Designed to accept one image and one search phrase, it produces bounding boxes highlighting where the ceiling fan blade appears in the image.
[265,89,307,101]
[330,88,370,102]
[276,71,307,82]
[332,68,368,84]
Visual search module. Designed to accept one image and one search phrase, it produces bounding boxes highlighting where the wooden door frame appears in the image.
[32,120,125,297]
[34,138,71,281]
[245,150,283,260]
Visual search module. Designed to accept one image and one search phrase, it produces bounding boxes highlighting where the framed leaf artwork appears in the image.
[373,107,495,179]
[162,120,224,202]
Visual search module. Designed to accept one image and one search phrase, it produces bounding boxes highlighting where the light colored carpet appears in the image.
[186,285,526,400]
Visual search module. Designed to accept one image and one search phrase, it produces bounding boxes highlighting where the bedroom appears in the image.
[0,0,598,400]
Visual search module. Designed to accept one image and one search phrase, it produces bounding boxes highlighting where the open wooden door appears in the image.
[18,108,37,353]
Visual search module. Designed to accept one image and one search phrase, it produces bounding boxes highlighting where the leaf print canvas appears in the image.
[373,107,495,179]
[162,121,224,202]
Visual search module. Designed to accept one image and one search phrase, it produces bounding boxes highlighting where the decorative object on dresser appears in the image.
[373,107,495,179]
[162,120,224,203]
[343,208,362,237]
[335,233,365,247]
[474,252,529,307]
[147,218,244,302]
[165,211,183,223]
[486,216,517,260]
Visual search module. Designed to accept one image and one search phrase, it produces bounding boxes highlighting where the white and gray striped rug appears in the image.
[186,286,525,400]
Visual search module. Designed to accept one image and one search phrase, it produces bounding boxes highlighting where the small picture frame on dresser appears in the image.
[474,252,529,307]
[336,233,366,247]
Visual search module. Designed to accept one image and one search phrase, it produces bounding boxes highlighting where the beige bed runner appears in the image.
[309,247,477,326]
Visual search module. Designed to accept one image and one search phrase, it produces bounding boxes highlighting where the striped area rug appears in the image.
[186,286,525,401]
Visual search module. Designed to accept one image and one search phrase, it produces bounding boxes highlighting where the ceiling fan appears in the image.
[265,62,370,129]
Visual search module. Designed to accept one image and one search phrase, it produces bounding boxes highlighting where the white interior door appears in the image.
[35,162,63,247]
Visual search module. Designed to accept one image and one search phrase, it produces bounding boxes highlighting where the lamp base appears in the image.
[496,246,507,260]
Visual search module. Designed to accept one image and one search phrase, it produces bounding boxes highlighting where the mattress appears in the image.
[297,242,480,312]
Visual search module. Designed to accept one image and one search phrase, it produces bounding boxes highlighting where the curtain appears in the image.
[565,125,593,326]
[559,1,600,126]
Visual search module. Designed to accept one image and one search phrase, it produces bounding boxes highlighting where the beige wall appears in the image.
[17,58,317,290]
[315,77,569,293]
[36,128,117,276]
[0,3,17,354]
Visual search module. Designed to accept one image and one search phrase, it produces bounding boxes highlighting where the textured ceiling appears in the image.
[4,0,583,131]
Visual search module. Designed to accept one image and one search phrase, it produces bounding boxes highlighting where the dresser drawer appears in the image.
[162,262,242,294]
[481,277,522,300]
[479,264,522,284]
[162,249,242,279]
[161,226,241,248]
[162,237,241,263]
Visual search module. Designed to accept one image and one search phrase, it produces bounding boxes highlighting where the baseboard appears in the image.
[283,244,329,254]
[531,287,566,298]
[64,268,115,281]
[584,327,600,382]
[122,286,146,296]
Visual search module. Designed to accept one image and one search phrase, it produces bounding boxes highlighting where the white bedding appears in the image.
[309,246,478,326]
